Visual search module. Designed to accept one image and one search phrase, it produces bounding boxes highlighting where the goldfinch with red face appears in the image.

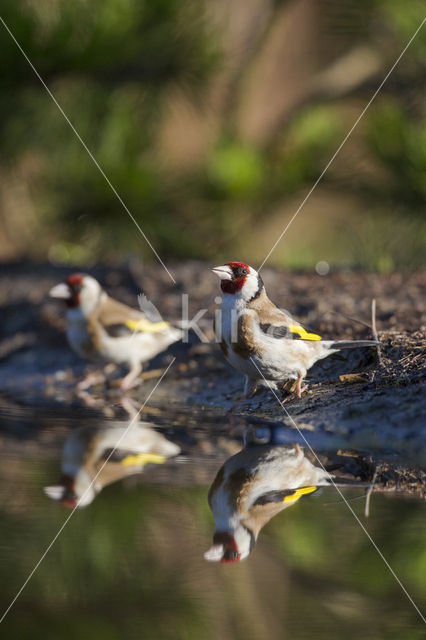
[204,442,332,564]
[49,273,181,390]
[212,262,380,399]
[44,420,180,508]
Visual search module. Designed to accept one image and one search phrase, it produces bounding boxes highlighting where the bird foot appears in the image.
[119,396,140,419]
[77,371,107,391]
[119,376,143,393]
[76,389,106,409]
[281,383,308,404]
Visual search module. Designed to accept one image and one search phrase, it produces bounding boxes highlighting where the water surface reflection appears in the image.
[205,432,338,563]
[44,416,180,507]
[0,403,425,639]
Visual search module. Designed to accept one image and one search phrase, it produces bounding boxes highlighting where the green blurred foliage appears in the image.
[0,0,424,269]
[207,143,265,199]
[368,100,426,206]
[277,106,342,192]
[382,0,426,61]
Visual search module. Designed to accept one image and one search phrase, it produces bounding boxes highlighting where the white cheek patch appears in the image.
[79,281,102,315]
[241,272,260,302]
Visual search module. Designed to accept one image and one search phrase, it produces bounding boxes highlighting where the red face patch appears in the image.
[213,532,241,564]
[59,474,77,508]
[61,497,78,509]
[66,273,84,287]
[221,262,250,295]
[220,550,241,564]
[65,273,84,308]
[225,262,250,271]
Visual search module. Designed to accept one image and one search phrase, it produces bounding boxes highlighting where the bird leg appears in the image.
[119,395,140,420]
[120,362,143,392]
[76,388,106,409]
[77,370,107,391]
[296,374,307,398]
[281,374,307,403]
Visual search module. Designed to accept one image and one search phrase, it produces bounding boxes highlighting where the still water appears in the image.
[0,402,425,639]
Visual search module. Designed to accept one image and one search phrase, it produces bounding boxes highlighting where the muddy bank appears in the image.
[0,261,424,491]
[1,395,424,499]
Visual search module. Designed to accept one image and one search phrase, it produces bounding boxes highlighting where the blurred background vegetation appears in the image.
[0,0,425,271]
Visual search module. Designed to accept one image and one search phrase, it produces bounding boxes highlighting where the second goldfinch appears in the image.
[212,262,380,398]
[50,273,181,390]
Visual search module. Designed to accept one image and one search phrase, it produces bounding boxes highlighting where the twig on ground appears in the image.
[371,299,383,366]
[365,467,378,517]
[329,309,372,331]
[323,493,367,506]
[139,368,166,381]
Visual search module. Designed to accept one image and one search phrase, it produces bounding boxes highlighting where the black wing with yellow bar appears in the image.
[253,486,318,506]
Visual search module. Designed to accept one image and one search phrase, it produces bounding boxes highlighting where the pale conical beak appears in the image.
[204,544,224,562]
[212,265,233,281]
[49,283,71,299]
[44,485,65,501]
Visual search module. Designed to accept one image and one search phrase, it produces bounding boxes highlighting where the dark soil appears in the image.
[0,261,425,494]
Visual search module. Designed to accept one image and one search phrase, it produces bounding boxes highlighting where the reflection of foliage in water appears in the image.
[0,462,424,639]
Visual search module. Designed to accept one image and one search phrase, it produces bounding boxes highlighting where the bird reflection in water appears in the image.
[205,426,341,564]
[44,400,180,508]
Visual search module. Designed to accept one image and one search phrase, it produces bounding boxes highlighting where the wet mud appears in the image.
[0,261,424,495]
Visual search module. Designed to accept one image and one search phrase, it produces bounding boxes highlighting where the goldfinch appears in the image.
[212,262,380,399]
[204,441,333,564]
[44,420,180,508]
[49,273,181,391]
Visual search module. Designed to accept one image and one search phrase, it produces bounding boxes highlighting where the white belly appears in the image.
[220,301,329,382]
[66,308,181,366]
[97,327,181,366]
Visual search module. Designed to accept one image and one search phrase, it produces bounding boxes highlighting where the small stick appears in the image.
[139,368,167,381]
[364,467,378,518]
[323,493,367,506]
[371,299,383,366]
[329,309,372,331]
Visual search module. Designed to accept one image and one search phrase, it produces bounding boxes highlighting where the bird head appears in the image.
[44,472,96,508]
[212,262,263,302]
[204,526,255,564]
[49,273,102,315]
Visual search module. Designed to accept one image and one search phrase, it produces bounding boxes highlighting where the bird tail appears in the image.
[327,339,381,351]
[330,480,371,488]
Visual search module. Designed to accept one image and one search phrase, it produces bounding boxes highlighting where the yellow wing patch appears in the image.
[121,452,166,467]
[283,486,317,503]
[125,319,170,334]
[289,325,322,341]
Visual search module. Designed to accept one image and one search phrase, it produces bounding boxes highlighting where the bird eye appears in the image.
[242,268,248,275]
